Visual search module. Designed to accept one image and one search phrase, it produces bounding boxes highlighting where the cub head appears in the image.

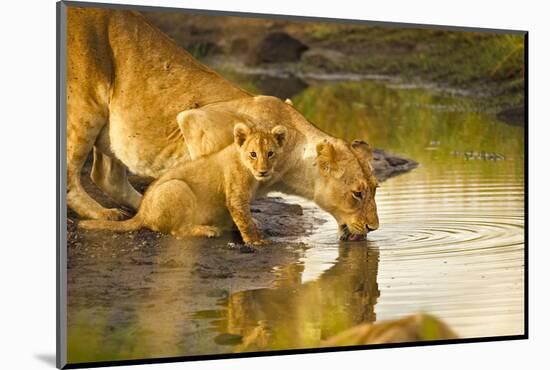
[234,123,288,181]
[314,139,379,241]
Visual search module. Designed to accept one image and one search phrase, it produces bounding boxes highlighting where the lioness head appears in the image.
[314,139,379,241]
[234,123,288,181]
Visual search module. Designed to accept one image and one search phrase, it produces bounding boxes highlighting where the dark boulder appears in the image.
[249,32,309,64]
[372,148,418,181]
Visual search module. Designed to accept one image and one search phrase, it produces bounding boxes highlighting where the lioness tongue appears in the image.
[340,227,351,241]
[349,233,366,241]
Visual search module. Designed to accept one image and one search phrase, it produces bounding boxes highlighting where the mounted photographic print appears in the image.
[56,1,527,368]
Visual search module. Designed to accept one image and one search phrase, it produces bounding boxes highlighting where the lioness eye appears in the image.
[352,191,363,199]
[267,151,274,158]
[250,152,257,158]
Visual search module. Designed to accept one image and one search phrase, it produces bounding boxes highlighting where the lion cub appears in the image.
[80,123,287,245]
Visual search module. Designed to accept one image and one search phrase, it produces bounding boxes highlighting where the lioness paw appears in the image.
[97,208,131,221]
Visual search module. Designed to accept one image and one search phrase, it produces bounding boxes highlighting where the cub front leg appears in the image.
[190,225,222,238]
[226,194,266,246]
[171,225,222,239]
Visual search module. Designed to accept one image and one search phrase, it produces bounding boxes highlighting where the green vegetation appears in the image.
[143,11,525,110]
[292,80,524,164]
[301,24,525,108]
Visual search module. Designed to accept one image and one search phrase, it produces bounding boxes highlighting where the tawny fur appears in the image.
[79,125,287,244]
[67,8,379,237]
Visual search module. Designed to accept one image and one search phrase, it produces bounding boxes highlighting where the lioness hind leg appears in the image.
[90,148,143,210]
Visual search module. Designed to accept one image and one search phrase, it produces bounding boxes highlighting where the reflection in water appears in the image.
[67,79,524,363]
[221,243,380,352]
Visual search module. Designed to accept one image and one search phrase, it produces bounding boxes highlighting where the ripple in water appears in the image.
[276,164,524,340]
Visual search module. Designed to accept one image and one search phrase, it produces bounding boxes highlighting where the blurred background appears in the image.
[142,10,525,123]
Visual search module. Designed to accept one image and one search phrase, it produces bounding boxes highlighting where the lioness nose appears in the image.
[367,224,378,232]
[259,171,268,176]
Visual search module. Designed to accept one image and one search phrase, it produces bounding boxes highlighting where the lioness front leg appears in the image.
[226,196,267,246]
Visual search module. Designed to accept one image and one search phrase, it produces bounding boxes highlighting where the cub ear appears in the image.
[234,123,251,147]
[316,140,341,177]
[351,139,373,162]
[284,98,294,106]
[271,125,288,147]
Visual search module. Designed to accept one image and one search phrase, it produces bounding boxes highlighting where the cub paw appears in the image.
[193,225,222,238]
[246,239,269,247]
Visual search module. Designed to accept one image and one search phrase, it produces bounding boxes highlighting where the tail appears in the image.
[79,216,142,232]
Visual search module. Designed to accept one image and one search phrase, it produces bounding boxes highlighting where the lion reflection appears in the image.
[224,243,380,352]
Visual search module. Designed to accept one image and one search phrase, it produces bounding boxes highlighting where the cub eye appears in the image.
[267,151,274,158]
[250,152,257,158]
[352,191,363,200]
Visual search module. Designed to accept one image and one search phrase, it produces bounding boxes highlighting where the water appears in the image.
[66,78,524,363]
[289,79,525,340]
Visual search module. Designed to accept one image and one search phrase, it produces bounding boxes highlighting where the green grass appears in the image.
[301,23,525,107]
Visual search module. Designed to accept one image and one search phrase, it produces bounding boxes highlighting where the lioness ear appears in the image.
[176,108,236,159]
[352,139,373,162]
[284,98,294,106]
[271,125,288,147]
[316,140,340,177]
[234,123,251,147]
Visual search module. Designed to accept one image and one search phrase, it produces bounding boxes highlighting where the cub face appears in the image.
[234,123,288,181]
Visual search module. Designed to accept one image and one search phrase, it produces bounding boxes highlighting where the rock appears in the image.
[248,32,309,64]
[249,197,311,238]
[253,75,308,100]
[227,242,256,254]
[372,149,418,181]
[386,156,409,167]
[321,313,457,347]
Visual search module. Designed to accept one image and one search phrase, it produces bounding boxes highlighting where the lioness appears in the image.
[66,7,379,240]
[80,124,287,244]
